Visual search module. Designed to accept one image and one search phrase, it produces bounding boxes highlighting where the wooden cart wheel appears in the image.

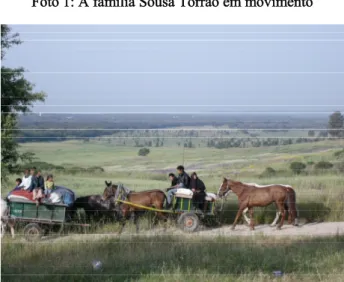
[177,212,200,233]
[23,223,43,241]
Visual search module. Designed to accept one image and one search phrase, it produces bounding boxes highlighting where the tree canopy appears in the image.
[1,25,46,182]
[328,111,343,137]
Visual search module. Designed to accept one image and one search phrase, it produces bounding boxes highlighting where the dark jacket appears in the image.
[29,175,38,192]
[178,172,191,189]
[171,177,178,187]
[190,178,206,192]
[37,175,45,191]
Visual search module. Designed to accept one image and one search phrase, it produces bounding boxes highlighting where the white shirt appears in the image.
[21,175,32,190]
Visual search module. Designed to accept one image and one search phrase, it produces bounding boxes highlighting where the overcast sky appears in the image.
[3,25,344,115]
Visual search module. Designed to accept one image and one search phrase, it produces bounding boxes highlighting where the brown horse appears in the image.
[218,178,297,230]
[240,182,298,226]
[102,181,167,233]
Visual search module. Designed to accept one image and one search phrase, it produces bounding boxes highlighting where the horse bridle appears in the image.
[217,181,232,199]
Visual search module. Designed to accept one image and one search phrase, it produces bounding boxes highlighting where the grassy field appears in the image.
[2,235,344,282]
[3,138,342,223]
[1,138,344,281]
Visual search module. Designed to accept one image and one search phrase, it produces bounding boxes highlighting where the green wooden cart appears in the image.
[116,193,220,233]
[173,193,220,232]
[7,199,88,241]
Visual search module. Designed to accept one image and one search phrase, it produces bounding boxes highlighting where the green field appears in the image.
[0,139,342,223]
[2,235,344,282]
[2,138,344,281]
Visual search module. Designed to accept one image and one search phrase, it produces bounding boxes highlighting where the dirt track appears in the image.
[50,222,344,242]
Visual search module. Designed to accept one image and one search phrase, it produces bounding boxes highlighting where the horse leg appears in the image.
[249,207,255,231]
[276,201,286,230]
[270,210,281,227]
[294,204,299,226]
[243,208,250,225]
[8,219,15,238]
[118,207,129,235]
[231,205,246,230]
[0,222,5,238]
[133,213,140,234]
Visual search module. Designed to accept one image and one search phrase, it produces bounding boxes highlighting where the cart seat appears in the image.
[174,188,193,199]
[205,193,217,202]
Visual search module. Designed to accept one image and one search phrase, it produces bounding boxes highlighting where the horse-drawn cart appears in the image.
[116,190,220,233]
[5,199,89,241]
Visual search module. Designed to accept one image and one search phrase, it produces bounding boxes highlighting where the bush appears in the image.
[334,149,344,158]
[314,161,333,170]
[138,147,150,156]
[259,167,276,178]
[337,161,344,173]
[18,161,65,172]
[290,162,306,174]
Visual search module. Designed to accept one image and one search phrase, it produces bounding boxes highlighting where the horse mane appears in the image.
[243,182,292,188]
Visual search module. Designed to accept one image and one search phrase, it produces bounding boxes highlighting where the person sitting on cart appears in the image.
[168,173,178,187]
[19,169,32,191]
[29,167,38,192]
[190,172,206,211]
[44,174,55,195]
[6,178,23,199]
[166,165,191,209]
[32,169,44,206]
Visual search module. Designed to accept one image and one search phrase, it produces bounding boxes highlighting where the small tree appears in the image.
[314,161,333,170]
[260,167,276,178]
[328,111,344,137]
[138,147,150,156]
[1,25,46,183]
[290,162,306,174]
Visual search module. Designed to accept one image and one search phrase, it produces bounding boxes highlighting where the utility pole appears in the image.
[182,144,185,166]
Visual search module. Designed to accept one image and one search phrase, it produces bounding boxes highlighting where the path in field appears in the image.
[52,222,344,243]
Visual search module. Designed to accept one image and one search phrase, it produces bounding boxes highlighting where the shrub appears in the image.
[260,167,276,178]
[337,161,344,173]
[138,147,150,156]
[334,149,344,158]
[18,161,65,172]
[314,161,333,170]
[290,162,306,174]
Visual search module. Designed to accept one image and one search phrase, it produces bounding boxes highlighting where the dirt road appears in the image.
[50,222,344,243]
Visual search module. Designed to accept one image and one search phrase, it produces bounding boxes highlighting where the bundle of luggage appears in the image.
[7,186,76,208]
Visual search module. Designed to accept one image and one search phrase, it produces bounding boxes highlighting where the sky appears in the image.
[2,24,344,115]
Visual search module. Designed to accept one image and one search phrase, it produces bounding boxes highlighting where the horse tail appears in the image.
[286,187,298,226]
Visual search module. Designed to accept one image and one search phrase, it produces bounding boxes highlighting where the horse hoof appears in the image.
[250,228,255,231]
[230,227,235,231]
[270,224,276,227]
[276,227,282,230]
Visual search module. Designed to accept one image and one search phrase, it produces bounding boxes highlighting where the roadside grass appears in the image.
[2,235,344,282]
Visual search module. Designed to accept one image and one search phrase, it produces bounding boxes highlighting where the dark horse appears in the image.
[102,181,167,233]
[73,195,117,222]
[218,178,298,230]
